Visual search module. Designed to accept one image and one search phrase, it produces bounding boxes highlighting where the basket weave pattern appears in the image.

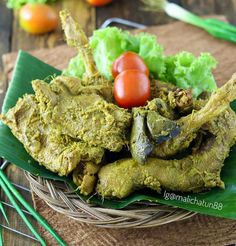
[25,172,196,228]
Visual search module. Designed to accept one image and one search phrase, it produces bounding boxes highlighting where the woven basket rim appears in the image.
[25,172,197,228]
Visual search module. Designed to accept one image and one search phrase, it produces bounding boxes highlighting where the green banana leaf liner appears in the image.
[1,51,236,219]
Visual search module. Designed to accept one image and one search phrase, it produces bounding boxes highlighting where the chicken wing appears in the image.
[73,161,101,195]
[60,9,112,98]
[32,79,131,152]
[153,73,236,158]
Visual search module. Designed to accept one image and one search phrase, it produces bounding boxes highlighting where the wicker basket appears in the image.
[25,172,196,228]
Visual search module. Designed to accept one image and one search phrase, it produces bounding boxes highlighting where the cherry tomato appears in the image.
[86,0,112,7]
[19,4,58,35]
[114,70,151,108]
[112,51,149,78]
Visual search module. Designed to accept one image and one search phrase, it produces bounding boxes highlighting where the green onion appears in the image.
[0,201,9,224]
[205,18,236,33]
[0,170,66,246]
[0,226,3,246]
[0,200,6,246]
[0,178,47,245]
[142,0,236,43]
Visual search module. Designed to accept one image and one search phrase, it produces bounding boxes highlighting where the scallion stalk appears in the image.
[205,18,236,33]
[0,202,9,225]
[142,0,236,43]
[0,170,66,246]
[0,226,3,246]
[164,3,205,28]
[0,178,46,245]
[164,2,236,39]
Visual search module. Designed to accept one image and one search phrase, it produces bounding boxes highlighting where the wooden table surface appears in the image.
[1,0,236,245]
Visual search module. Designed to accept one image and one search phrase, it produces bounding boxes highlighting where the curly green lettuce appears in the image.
[89,27,137,79]
[136,32,166,79]
[160,52,217,97]
[63,53,86,80]
[7,0,56,9]
[63,27,217,98]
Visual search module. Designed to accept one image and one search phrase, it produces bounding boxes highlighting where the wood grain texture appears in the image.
[34,195,236,246]
[182,0,216,15]
[182,0,236,24]
[3,18,236,246]
[96,0,174,29]
[2,45,75,81]
[11,0,96,52]
[0,2,11,110]
[0,2,12,68]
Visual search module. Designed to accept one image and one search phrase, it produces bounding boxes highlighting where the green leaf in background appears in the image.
[7,0,57,9]
[1,51,236,220]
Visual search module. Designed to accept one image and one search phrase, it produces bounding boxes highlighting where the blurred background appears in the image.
[0,0,236,86]
[1,0,236,54]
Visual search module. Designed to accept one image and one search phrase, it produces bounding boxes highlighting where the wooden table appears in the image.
[1,0,236,245]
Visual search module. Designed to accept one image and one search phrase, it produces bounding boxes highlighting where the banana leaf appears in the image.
[0,50,236,219]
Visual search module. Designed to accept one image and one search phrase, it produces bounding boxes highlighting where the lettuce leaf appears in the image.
[136,33,166,79]
[160,52,217,97]
[7,0,56,9]
[63,53,85,79]
[90,27,137,80]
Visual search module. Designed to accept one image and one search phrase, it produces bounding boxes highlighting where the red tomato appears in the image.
[114,70,151,108]
[112,51,149,78]
[86,0,112,7]
[19,4,58,35]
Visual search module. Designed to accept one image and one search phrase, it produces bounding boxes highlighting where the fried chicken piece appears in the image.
[73,161,101,195]
[153,73,236,158]
[151,80,193,114]
[32,79,131,152]
[50,75,113,101]
[168,88,193,113]
[147,98,176,120]
[0,95,104,176]
[60,10,113,102]
[150,79,176,99]
[60,10,97,79]
[97,108,236,199]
